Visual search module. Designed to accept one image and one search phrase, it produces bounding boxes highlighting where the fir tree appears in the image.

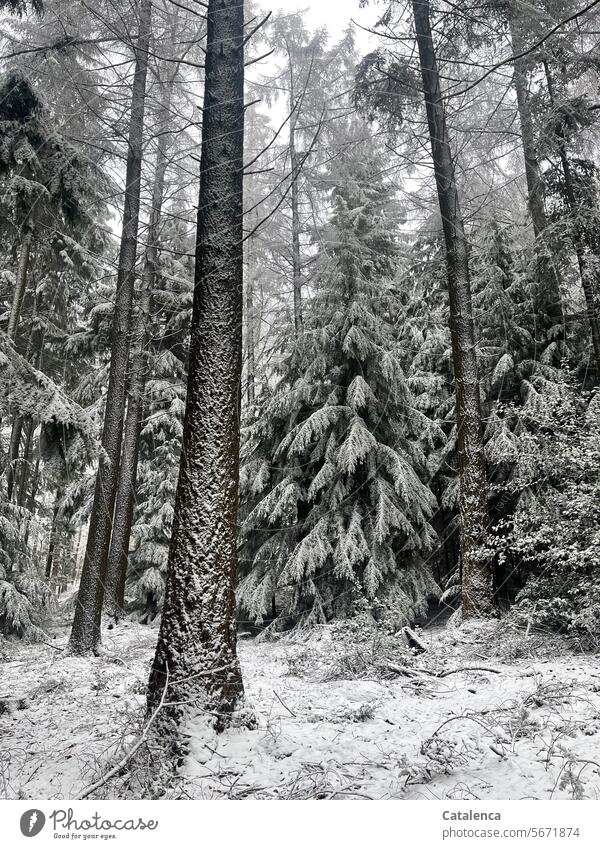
[239,136,439,628]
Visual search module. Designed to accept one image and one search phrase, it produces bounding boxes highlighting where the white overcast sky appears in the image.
[267,1,379,44]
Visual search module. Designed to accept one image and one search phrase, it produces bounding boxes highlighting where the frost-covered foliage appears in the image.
[489,379,600,646]
[0,484,54,641]
[239,139,440,628]
[125,214,194,619]
[0,567,52,640]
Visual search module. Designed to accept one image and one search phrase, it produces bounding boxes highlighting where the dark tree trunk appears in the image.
[245,261,256,407]
[285,47,303,337]
[22,457,40,548]
[68,0,152,655]
[45,489,62,579]
[7,226,33,342]
[103,79,173,619]
[147,0,246,736]
[102,364,144,618]
[16,417,34,507]
[6,309,42,501]
[6,416,23,502]
[543,62,600,374]
[412,0,493,618]
[508,5,563,341]
[290,139,303,336]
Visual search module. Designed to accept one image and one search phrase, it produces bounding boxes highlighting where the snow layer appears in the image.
[1,619,600,800]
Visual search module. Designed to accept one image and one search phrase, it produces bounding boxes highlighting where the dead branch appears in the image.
[75,666,170,800]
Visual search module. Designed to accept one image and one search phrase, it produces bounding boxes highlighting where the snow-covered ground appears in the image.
[2,619,600,800]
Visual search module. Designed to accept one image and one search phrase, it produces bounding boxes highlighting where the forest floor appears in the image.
[2,617,600,800]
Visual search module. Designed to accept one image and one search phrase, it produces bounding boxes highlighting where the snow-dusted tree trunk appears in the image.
[68,0,152,655]
[103,81,173,618]
[102,351,144,616]
[147,0,246,734]
[412,0,493,618]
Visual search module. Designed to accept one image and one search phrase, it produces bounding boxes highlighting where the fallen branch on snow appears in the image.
[436,666,501,678]
[75,666,170,801]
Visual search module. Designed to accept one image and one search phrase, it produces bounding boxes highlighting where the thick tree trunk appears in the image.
[412,0,493,618]
[7,226,33,342]
[508,6,563,341]
[103,80,173,619]
[68,0,152,655]
[147,0,246,736]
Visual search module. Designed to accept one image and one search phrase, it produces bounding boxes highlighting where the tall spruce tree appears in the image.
[239,134,439,628]
[147,0,248,739]
[67,0,153,655]
[411,0,493,617]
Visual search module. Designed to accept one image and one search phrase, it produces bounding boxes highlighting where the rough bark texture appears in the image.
[147,0,246,737]
[68,0,152,655]
[104,85,172,618]
[102,355,144,616]
[412,0,493,618]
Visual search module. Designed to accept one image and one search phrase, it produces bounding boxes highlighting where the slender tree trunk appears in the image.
[22,456,40,548]
[103,78,173,619]
[412,0,493,618]
[45,489,62,579]
[68,0,152,655]
[6,301,42,499]
[6,417,23,501]
[285,48,303,337]
[6,231,35,499]
[245,266,256,407]
[7,226,33,342]
[508,6,563,340]
[290,135,303,336]
[147,0,247,736]
[543,62,600,374]
[16,417,34,507]
[103,363,145,617]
